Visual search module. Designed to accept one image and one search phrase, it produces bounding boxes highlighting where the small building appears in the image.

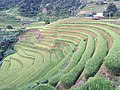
[97,0,107,5]
[22,21,30,26]
[92,13,104,20]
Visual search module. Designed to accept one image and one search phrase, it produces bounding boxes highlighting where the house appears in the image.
[21,18,39,26]
[92,13,104,20]
[94,13,104,17]
[98,0,107,4]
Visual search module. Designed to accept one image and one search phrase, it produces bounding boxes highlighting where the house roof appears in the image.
[93,13,104,17]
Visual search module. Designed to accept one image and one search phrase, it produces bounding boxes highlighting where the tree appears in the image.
[19,0,42,17]
[103,3,118,18]
[0,53,4,61]
[107,3,117,13]
[0,0,82,17]
[92,12,96,15]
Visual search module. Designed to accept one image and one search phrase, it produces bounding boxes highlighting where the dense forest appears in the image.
[0,0,82,17]
[0,0,20,10]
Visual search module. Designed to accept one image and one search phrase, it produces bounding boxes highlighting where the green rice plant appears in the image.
[88,24,120,74]
[60,36,94,89]
[77,28,108,79]
[0,55,24,84]
[56,24,108,79]
[15,56,59,88]
[0,43,58,89]
[2,18,120,89]
[68,22,120,75]
[118,86,120,90]
[15,47,36,64]
[33,84,56,90]
[72,76,115,90]
[58,34,81,41]
[49,40,86,86]
[14,46,64,88]
[66,42,76,50]
[55,49,65,59]
[21,62,59,90]
[43,51,73,80]
[61,44,70,54]
[56,38,78,46]
[56,33,82,56]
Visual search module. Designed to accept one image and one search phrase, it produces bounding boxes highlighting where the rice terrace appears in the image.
[0,18,119,90]
[0,0,120,90]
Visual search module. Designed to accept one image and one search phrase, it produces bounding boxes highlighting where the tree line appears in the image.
[0,0,82,17]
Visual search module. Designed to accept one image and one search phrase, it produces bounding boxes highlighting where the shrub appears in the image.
[45,19,50,24]
[6,25,13,29]
[73,77,115,90]
[92,12,97,15]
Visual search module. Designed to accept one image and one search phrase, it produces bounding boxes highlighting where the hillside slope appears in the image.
[78,1,120,16]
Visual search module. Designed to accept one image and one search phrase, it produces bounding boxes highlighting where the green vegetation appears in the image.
[49,40,86,86]
[1,0,120,90]
[0,17,120,90]
[61,36,94,89]
[84,28,108,79]
[45,19,51,24]
[82,22,120,75]
[33,84,56,90]
[0,0,81,17]
[73,76,115,90]
[103,3,118,18]
[44,51,73,80]
[0,29,25,61]
[96,25,120,75]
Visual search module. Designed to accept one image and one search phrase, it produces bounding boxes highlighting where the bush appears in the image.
[92,12,97,15]
[73,77,115,90]
[6,25,13,29]
[45,19,50,24]
[103,3,118,17]
[0,53,4,61]
[33,84,56,90]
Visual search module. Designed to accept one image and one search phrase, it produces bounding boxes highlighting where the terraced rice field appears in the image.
[0,18,120,90]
